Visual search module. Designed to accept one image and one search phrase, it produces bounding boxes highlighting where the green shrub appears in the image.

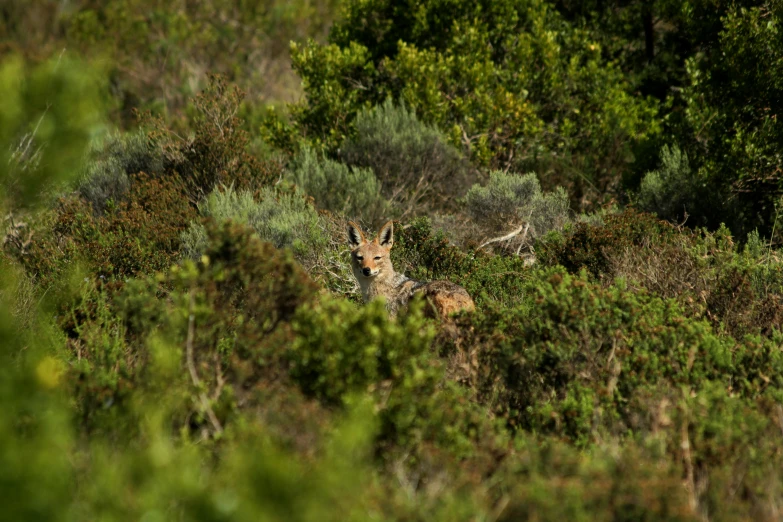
[9,77,286,286]
[340,99,475,216]
[678,2,783,237]
[466,171,571,254]
[19,171,196,285]
[392,217,534,308]
[0,54,106,207]
[637,145,721,227]
[181,185,328,261]
[444,268,783,451]
[537,209,783,338]
[77,131,163,214]
[147,75,280,201]
[288,145,388,222]
[289,296,434,403]
[536,208,678,280]
[271,0,661,206]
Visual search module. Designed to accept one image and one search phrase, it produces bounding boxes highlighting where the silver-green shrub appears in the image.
[637,145,714,225]
[466,171,570,254]
[182,185,327,259]
[78,131,163,214]
[288,146,388,223]
[181,185,357,296]
[340,99,474,217]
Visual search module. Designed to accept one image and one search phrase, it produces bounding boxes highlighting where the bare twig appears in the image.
[680,400,698,514]
[211,352,225,402]
[186,289,223,436]
[514,221,531,256]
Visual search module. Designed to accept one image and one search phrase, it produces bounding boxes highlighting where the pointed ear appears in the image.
[377,221,394,250]
[347,221,367,248]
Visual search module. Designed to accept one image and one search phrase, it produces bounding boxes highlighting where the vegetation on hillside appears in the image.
[3,1,783,520]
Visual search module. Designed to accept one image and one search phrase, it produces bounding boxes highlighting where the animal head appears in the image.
[347,221,394,280]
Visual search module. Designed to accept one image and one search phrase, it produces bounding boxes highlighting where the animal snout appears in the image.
[362,267,372,276]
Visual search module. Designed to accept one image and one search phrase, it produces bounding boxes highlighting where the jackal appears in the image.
[347,220,475,318]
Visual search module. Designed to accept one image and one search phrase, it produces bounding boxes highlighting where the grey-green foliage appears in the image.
[340,99,474,216]
[466,171,571,244]
[181,186,328,261]
[637,145,706,224]
[288,146,388,222]
[77,131,164,214]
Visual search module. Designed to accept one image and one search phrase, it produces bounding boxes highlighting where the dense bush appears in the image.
[637,145,706,225]
[340,99,475,217]
[466,171,571,255]
[537,209,783,338]
[288,145,388,222]
[77,130,163,214]
[149,75,282,201]
[570,0,783,237]
[269,0,660,207]
[537,208,678,279]
[464,269,742,439]
[10,75,283,287]
[20,171,195,284]
[433,266,783,516]
[678,1,783,237]
[180,185,357,296]
[181,186,326,258]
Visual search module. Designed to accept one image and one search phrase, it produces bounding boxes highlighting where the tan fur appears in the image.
[347,221,475,319]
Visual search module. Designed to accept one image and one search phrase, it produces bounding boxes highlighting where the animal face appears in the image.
[347,221,394,280]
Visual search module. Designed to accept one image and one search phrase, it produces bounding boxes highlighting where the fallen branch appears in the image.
[479,223,525,250]
[479,210,535,254]
[514,222,532,256]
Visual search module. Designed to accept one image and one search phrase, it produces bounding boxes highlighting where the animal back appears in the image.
[413,280,475,318]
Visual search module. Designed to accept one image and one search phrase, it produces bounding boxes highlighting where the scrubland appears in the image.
[3,1,783,520]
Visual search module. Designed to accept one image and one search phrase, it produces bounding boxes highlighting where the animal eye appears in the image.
[356,256,363,261]
[374,256,381,260]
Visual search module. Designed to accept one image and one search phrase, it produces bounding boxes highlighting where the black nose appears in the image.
[362,267,372,276]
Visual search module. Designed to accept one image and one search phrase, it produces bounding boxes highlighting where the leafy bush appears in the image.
[339,99,475,216]
[536,208,678,280]
[181,185,327,260]
[270,0,661,206]
[77,131,163,214]
[289,297,433,405]
[678,2,783,237]
[537,210,783,338]
[466,171,571,254]
[637,145,720,227]
[148,75,281,201]
[19,171,195,285]
[12,77,283,286]
[462,269,738,440]
[180,185,359,297]
[0,54,105,207]
[288,145,388,222]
